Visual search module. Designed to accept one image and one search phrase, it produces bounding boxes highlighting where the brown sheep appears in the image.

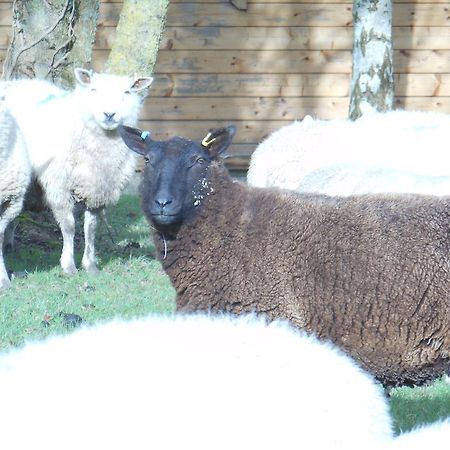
[119,124,450,387]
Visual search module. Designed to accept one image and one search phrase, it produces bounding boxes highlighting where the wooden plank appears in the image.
[2,49,449,75]
[154,50,450,74]
[160,26,354,51]
[160,26,450,51]
[394,73,450,96]
[394,49,450,73]
[140,99,450,145]
[2,3,450,28]
[3,26,450,52]
[162,4,355,28]
[161,4,450,28]
[142,97,350,121]
[151,74,352,97]
[150,73,450,98]
[394,97,450,112]
[137,120,295,143]
[154,50,353,74]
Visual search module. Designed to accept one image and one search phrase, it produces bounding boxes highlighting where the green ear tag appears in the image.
[141,131,150,141]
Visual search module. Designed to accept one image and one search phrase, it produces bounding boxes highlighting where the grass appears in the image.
[0,194,176,349]
[0,192,449,434]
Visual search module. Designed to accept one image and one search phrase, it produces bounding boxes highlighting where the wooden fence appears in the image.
[1,0,450,168]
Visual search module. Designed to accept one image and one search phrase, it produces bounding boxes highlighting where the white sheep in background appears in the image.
[3,69,153,274]
[0,86,30,289]
[0,314,394,450]
[247,110,450,196]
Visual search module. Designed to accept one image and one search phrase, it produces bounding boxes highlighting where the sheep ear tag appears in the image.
[141,131,150,141]
[201,126,236,157]
[201,132,216,149]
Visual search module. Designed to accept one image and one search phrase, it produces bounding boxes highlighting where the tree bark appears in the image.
[2,0,99,88]
[105,0,169,76]
[348,0,394,120]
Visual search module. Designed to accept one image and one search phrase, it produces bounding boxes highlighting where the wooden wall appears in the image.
[1,0,450,166]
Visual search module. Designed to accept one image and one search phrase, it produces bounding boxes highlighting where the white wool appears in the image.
[247,110,450,196]
[0,90,31,288]
[0,314,393,450]
[3,70,152,273]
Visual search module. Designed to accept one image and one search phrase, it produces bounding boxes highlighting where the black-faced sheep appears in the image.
[247,110,450,196]
[119,124,450,387]
[3,69,153,274]
[0,314,393,450]
[0,88,30,289]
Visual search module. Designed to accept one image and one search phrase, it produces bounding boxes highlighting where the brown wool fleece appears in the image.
[151,162,450,387]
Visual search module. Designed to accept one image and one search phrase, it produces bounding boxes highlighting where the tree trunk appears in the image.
[105,0,169,76]
[348,0,394,120]
[2,0,99,88]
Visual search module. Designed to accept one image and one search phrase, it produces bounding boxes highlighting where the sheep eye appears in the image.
[90,88,97,92]
[196,157,206,164]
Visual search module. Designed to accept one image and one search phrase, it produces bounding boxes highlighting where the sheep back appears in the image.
[247,110,450,195]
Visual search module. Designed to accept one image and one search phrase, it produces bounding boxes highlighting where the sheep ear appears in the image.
[201,126,236,158]
[74,68,93,86]
[130,77,154,93]
[118,125,150,156]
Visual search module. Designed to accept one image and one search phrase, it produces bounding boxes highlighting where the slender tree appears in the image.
[105,0,169,76]
[2,0,99,87]
[348,0,394,120]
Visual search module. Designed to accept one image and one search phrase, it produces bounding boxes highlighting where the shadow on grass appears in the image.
[5,194,155,275]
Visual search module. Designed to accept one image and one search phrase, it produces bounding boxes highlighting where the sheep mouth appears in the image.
[99,121,120,131]
[151,213,182,229]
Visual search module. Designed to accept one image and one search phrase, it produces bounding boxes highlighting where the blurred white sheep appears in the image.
[247,110,450,196]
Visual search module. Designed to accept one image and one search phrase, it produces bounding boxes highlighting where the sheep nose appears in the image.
[104,112,116,120]
[155,198,173,210]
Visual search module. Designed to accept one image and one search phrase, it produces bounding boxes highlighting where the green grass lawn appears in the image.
[0,194,176,349]
[0,192,449,434]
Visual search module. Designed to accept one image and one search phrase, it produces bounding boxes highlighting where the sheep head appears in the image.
[118,125,236,232]
[74,68,153,131]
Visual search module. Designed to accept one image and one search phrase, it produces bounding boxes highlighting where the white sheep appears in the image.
[3,69,153,274]
[0,314,393,450]
[0,85,31,289]
[247,110,450,196]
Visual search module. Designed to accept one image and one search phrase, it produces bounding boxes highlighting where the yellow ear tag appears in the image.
[201,132,216,147]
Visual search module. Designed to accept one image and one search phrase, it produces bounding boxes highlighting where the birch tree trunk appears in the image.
[348,0,394,120]
[105,0,169,76]
[2,0,99,88]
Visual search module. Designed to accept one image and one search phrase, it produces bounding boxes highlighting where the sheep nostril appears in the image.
[155,199,172,210]
[104,112,116,121]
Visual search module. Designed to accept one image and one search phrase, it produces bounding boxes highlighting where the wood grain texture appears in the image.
[1,0,449,156]
[3,3,450,27]
[3,25,450,51]
[148,73,450,97]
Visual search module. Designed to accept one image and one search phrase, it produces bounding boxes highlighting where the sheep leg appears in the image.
[52,207,78,275]
[4,221,16,254]
[0,229,11,289]
[0,200,21,289]
[82,208,100,274]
